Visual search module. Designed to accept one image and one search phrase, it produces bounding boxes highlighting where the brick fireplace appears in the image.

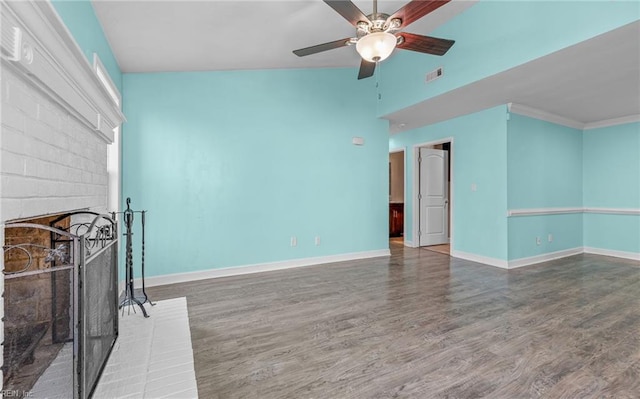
[3,214,72,392]
[1,1,125,396]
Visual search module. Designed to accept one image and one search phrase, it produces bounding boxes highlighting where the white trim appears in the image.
[584,247,640,261]
[412,138,455,250]
[93,53,121,107]
[507,207,583,217]
[0,1,125,143]
[508,207,640,217]
[507,103,584,130]
[453,247,638,270]
[137,249,391,288]
[451,250,509,269]
[404,240,416,248]
[584,207,640,215]
[389,147,407,238]
[507,104,639,131]
[508,247,583,268]
[584,115,640,130]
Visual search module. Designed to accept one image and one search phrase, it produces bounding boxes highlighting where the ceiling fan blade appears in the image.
[388,0,451,28]
[293,38,352,57]
[324,0,371,26]
[397,32,455,56]
[358,60,376,80]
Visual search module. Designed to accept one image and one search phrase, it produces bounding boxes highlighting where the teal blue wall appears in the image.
[583,122,640,253]
[506,114,583,259]
[377,2,639,117]
[389,105,509,261]
[51,0,122,92]
[122,69,388,277]
[507,115,583,209]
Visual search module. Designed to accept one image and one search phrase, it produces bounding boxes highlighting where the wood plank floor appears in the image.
[148,243,640,398]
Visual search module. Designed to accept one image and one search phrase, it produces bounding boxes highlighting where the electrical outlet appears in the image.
[290,237,297,247]
[315,236,321,246]
[548,234,553,242]
[536,237,541,246]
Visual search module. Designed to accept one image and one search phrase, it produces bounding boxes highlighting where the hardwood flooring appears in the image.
[147,243,640,398]
[422,244,451,255]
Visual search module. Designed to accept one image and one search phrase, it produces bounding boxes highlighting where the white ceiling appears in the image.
[91,1,639,129]
[385,20,640,131]
[92,0,476,73]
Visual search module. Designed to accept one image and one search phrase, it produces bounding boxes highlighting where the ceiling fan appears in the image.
[293,0,455,79]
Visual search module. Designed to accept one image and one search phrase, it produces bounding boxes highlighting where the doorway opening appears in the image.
[412,139,453,254]
[389,148,405,246]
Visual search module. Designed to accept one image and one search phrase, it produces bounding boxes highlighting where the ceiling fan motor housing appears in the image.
[292,0,456,80]
[357,13,402,38]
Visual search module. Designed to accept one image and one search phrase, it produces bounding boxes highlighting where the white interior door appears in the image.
[419,148,449,246]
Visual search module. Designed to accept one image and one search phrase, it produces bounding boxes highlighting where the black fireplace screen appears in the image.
[79,231,118,398]
[3,212,119,399]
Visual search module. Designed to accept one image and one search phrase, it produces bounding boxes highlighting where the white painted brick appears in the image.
[37,103,62,130]
[1,55,110,233]
[68,167,83,183]
[79,170,91,184]
[9,81,38,119]
[26,117,66,148]
[1,174,37,198]
[36,179,59,197]
[1,150,26,175]
[1,198,22,221]
[1,104,25,132]
[16,198,48,219]
[33,159,59,180]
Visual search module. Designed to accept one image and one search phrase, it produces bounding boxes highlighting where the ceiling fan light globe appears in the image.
[356,32,396,63]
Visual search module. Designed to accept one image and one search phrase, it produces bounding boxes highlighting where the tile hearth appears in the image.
[30,297,197,398]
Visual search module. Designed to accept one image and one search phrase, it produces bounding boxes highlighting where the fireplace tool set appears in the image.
[113,197,154,317]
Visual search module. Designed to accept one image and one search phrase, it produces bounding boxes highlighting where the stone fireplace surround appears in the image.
[1,0,125,393]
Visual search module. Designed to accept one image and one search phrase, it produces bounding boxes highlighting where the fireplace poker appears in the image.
[140,210,155,306]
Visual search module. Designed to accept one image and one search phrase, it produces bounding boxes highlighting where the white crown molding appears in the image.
[451,250,509,269]
[584,115,640,130]
[507,104,639,131]
[508,207,640,217]
[1,1,125,143]
[134,249,391,288]
[584,247,640,261]
[584,207,640,215]
[507,103,584,130]
[508,247,583,269]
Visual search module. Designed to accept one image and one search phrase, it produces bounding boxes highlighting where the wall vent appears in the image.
[425,67,443,83]
[1,26,22,61]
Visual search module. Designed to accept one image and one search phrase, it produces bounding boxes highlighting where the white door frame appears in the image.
[389,147,407,241]
[412,138,454,248]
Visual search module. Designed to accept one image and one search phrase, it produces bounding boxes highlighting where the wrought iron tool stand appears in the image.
[116,197,155,317]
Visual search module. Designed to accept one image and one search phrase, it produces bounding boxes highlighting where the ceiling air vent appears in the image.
[425,67,443,83]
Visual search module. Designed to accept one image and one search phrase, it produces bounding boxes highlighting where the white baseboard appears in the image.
[508,247,583,269]
[451,250,509,269]
[136,249,391,288]
[404,240,415,248]
[584,247,640,261]
[453,247,638,270]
